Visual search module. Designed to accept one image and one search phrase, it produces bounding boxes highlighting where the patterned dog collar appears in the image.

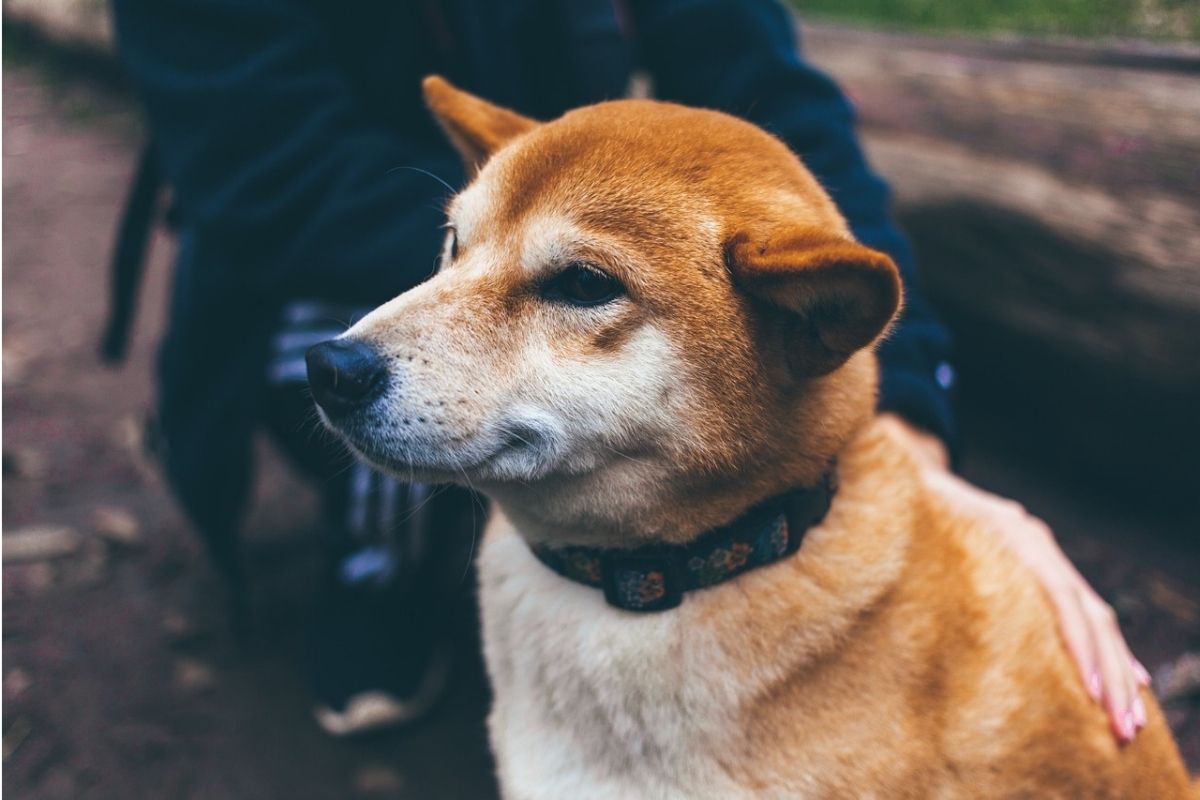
[529,469,838,613]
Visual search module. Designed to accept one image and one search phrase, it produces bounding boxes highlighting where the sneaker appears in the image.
[312,641,452,737]
[306,473,453,737]
[307,586,453,737]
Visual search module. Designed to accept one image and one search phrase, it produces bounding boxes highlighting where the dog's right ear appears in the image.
[422,75,539,176]
[727,228,902,377]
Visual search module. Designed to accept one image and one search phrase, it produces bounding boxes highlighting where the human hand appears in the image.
[877,414,1151,743]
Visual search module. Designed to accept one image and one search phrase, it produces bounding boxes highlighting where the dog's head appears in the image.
[308,76,900,544]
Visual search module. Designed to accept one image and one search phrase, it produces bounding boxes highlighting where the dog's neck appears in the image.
[488,455,831,549]
[485,360,879,550]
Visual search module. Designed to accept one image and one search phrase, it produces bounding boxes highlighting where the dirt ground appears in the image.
[3,61,1198,799]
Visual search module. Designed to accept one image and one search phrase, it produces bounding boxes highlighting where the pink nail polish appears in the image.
[1120,710,1136,741]
[1133,661,1151,686]
[1132,697,1147,728]
[1087,671,1102,700]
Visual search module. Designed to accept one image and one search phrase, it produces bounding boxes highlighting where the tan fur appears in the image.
[325,77,1195,797]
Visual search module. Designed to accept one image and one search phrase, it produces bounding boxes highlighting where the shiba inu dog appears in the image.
[307,76,1195,798]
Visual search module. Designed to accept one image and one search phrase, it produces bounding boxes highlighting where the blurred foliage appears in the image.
[793,0,1200,41]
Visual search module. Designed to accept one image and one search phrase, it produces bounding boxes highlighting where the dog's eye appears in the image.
[542,263,624,307]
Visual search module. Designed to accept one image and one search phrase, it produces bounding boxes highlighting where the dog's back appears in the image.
[886,436,1195,798]
[916,474,1190,796]
[733,422,1195,797]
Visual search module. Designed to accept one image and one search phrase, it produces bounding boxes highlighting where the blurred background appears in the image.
[3,1,1198,797]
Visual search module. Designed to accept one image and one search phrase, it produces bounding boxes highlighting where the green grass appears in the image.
[792,0,1200,42]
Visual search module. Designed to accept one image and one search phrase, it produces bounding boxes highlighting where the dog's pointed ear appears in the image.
[727,229,902,377]
[422,75,538,175]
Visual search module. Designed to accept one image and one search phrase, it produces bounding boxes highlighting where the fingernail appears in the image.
[1087,671,1102,700]
[1119,710,1136,741]
[1133,661,1151,686]
[1132,697,1147,728]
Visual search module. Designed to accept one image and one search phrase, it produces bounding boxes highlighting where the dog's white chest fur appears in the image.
[478,516,757,800]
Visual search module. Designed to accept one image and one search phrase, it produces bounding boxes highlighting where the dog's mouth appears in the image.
[494,423,546,457]
[323,410,556,484]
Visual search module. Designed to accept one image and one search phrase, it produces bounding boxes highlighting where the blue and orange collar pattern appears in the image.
[529,469,838,613]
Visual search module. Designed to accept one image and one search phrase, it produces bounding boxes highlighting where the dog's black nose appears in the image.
[305,339,387,417]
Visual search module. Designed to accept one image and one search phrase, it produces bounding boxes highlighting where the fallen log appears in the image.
[804,23,1200,198]
[861,134,1199,496]
[866,135,1200,394]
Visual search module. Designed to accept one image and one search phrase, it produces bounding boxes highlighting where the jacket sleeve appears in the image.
[626,0,956,450]
[111,0,460,306]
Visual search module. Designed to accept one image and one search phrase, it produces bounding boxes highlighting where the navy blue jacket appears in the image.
[112,0,953,541]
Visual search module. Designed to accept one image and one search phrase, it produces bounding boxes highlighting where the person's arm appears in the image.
[111,0,460,305]
[626,0,1147,741]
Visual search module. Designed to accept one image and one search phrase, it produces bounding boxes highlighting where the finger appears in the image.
[1090,597,1139,741]
[1084,589,1145,705]
[1051,557,1146,735]
[1102,608,1148,732]
[1132,658,1151,687]
[1048,583,1101,701]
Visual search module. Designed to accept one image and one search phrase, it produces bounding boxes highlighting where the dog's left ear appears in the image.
[727,229,902,377]
[422,75,539,175]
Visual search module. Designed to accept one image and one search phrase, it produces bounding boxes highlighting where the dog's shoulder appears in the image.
[899,443,1196,797]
